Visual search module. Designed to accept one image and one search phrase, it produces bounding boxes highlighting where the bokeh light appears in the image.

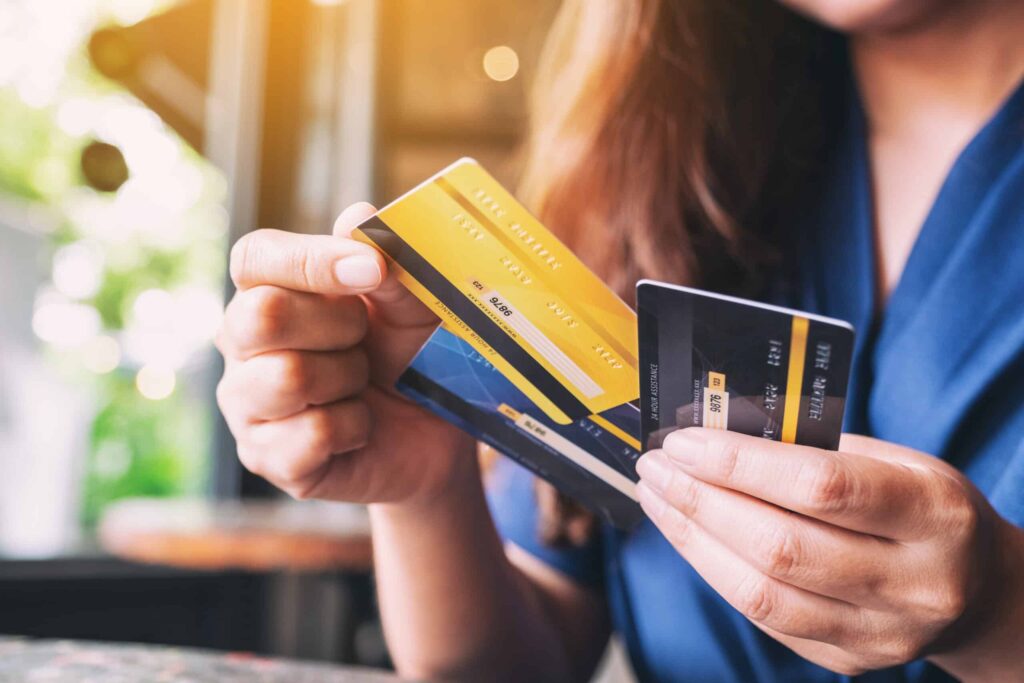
[83,335,121,374]
[482,45,519,82]
[52,242,105,300]
[135,364,176,400]
[32,294,101,349]
[132,288,174,330]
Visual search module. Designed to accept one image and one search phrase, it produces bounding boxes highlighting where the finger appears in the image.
[636,450,902,607]
[838,433,983,540]
[218,348,369,422]
[331,204,438,386]
[660,428,937,539]
[332,201,378,236]
[332,203,438,331]
[637,481,866,645]
[230,228,386,295]
[238,399,371,499]
[840,433,947,472]
[756,624,870,677]
[220,286,367,359]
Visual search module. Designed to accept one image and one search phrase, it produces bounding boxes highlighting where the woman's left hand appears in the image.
[636,429,1024,680]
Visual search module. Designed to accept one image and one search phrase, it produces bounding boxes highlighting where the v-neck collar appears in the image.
[869,73,1024,353]
[845,72,1024,456]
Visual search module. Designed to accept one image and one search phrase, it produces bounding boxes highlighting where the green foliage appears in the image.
[0,91,82,202]
[0,6,228,530]
[81,371,209,527]
[90,247,196,330]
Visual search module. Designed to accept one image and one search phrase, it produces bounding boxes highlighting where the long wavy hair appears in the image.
[519,0,847,545]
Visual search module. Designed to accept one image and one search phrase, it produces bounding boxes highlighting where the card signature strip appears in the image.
[781,316,810,443]
[359,215,590,421]
[496,404,637,498]
[474,286,605,399]
[433,176,638,370]
[515,412,639,501]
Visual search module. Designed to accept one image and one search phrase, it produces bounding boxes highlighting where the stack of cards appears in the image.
[355,159,854,529]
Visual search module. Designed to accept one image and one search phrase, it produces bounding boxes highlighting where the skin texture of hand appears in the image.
[635,429,1024,680]
[216,202,476,505]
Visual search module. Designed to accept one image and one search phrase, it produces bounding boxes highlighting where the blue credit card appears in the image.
[637,280,855,452]
[397,326,645,529]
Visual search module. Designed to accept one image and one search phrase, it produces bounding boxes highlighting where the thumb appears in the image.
[333,202,439,385]
[333,203,438,330]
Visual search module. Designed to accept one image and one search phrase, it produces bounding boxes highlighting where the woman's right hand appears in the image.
[216,202,476,504]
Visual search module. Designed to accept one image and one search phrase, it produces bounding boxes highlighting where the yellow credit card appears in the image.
[354,158,638,424]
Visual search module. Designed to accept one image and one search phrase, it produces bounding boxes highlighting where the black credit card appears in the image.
[637,280,855,451]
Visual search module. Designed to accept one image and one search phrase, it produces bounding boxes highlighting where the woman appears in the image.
[215,0,1024,680]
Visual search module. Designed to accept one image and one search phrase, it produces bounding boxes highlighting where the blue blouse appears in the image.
[488,74,1024,682]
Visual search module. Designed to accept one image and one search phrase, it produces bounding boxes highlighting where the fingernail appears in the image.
[334,255,381,290]
[663,429,704,469]
[636,451,672,494]
[636,481,667,518]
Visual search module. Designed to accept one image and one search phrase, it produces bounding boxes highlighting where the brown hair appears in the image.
[519,0,846,546]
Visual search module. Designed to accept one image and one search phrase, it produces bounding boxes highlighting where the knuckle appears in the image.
[711,440,742,483]
[228,235,249,286]
[935,478,980,541]
[736,574,777,623]
[229,231,264,286]
[805,459,854,514]
[213,324,228,356]
[666,470,701,515]
[929,579,970,623]
[661,506,695,548]
[856,565,888,600]
[339,297,370,345]
[938,592,969,624]
[949,508,982,557]
[337,399,372,450]
[294,244,319,290]
[249,284,290,325]
[215,374,249,432]
[215,376,231,412]
[241,286,291,347]
[757,525,801,579]
[271,352,314,398]
[322,295,369,350]
[880,636,923,665]
[301,407,337,456]
[235,443,264,478]
[275,454,309,488]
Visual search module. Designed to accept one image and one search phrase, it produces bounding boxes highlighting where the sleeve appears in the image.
[486,456,605,588]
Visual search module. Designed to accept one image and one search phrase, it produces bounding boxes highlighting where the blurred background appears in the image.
[0,0,610,675]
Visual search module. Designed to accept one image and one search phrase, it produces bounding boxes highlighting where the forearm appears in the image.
[370,449,574,682]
